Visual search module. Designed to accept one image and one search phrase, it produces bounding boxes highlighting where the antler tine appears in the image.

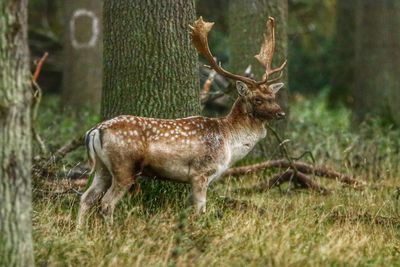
[190,17,256,86]
[254,17,287,85]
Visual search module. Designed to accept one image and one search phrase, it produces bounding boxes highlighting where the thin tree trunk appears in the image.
[228,0,288,158]
[62,0,103,112]
[353,0,400,125]
[0,0,34,266]
[329,0,356,106]
[102,0,200,119]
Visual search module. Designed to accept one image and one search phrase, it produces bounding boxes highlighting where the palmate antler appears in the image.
[189,17,255,86]
[189,16,286,87]
[254,17,287,85]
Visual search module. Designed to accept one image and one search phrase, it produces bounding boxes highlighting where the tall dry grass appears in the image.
[33,93,400,266]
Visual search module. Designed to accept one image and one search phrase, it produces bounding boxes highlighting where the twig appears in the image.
[33,134,85,179]
[32,52,49,83]
[266,123,297,172]
[31,52,49,156]
[48,135,84,164]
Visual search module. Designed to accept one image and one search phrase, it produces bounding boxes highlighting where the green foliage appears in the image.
[288,0,336,92]
[287,90,400,181]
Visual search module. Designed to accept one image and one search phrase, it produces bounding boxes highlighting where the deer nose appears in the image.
[276,111,285,120]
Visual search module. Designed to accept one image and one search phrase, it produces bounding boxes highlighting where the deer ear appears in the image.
[270,83,284,94]
[236,81,250,96]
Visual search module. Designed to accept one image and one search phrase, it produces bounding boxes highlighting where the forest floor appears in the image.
[32,92,400,267]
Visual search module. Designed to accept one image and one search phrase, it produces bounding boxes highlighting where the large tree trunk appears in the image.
[102,0,200,119]
[62,0,103,112]
[353,0,400,125]
[229,0,288,158]
[0,0,34,266]
[329,0,356,106]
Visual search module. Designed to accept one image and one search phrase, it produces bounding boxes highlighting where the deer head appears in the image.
[189,16,287,121]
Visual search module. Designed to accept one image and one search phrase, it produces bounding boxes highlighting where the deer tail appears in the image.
[85,127,100,175]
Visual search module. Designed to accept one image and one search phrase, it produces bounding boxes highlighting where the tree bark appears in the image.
[228,0,288,158]
[0,0,34,266]
[101,0,200,119]
[62,0,103,112]
[353,0,400,125]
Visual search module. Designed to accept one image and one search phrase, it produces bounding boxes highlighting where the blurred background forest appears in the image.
[28,0,400,126]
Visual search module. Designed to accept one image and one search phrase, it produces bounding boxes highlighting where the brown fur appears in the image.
[77,84,284,227]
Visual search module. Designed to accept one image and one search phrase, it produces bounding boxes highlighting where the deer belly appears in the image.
[144,144,205,182]
[142,159,194,182]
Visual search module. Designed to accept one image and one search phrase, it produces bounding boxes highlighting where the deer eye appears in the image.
[254,98,263,105]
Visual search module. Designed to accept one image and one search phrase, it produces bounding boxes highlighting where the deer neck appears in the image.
[223,97,267,163]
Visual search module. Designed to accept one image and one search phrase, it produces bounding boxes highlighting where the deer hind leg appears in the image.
[77,162,112,229]
[191,175,209,213]
[100,166,135,225]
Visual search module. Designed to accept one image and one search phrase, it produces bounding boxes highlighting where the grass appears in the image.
[33,93,400,267]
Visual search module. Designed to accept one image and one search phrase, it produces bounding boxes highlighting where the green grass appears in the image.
[33,93,400,267]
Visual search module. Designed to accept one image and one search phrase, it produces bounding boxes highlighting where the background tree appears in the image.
[62,0,103,112]
[228,0,288,157]
[0,0,34,266]
[329,0,356,106]
[353,0,400,125]
[287,0,336,94]
[102,0,200,119]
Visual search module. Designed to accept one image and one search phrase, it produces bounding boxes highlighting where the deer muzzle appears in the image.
[275,111,286,120]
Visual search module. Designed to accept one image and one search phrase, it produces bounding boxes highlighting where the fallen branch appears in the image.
[258,170,330,195]
[224,159,361,186]
[226,123,363,195]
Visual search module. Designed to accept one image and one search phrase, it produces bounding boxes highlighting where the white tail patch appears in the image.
[86,127,113,175]
[85,128,98,174]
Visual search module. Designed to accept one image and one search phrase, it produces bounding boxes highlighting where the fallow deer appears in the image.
[78,17,287,226]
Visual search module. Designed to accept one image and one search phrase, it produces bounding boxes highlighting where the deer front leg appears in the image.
[191,175,208,213]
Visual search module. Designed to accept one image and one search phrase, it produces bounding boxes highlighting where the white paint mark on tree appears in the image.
[70,9,99,49]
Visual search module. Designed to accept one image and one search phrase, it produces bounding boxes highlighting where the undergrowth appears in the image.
[33,93,400,267]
